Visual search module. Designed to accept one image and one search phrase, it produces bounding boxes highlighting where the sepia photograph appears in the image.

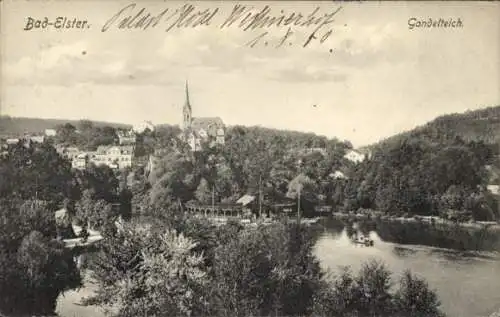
[1,1,499,317]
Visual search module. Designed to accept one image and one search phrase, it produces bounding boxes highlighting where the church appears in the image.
[181,81,225,151]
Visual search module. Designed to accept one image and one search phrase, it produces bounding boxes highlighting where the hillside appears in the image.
[0,116,132,137]
[365,105,500,151]
[345,105,500,220]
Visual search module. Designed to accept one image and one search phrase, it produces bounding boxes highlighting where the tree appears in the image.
[0,142,78,208]
[209,222,323,317]
[149,152,196,210]
[313,267,358,317]
[352,259,393,316]
[393,270,444,317]
[55,123,78,145]
[118,186,133,221]
[77,164,119,203]
[195,178,212,204]
[0,199,81,316]
[313,262,445,317]
[86,225,209,317]
[75,189,115,230]
[287,173,319,203]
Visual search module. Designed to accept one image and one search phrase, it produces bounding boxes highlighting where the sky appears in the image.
[1,1,499,147]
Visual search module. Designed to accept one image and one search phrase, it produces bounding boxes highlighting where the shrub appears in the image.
[393,270,444,317]
[313,260,445,317]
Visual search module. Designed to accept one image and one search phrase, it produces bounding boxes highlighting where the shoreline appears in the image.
[330,212,500,231]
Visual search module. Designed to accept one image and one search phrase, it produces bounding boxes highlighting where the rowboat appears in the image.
[352,235,375,247]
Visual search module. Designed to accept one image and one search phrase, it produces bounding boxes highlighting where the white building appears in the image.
[45,129,57,137]
[29,135,45,144]
[344,150,366,164]
[330,170,347,180]
[72,153,88,170]
[6,138,19,145]
[57,146,80,160]
[89,145,134,169]
[133,121,155,134]
[117,129,137,145]
[487,185,500,195]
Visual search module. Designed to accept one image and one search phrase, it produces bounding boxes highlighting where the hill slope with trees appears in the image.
[0,116,131,137]
[348,106,500,221]
[367,105,500,151]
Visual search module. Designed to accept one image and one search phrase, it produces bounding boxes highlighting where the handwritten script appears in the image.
[102,3,344,48]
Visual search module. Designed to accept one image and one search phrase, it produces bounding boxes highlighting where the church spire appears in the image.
[183,80,192,130]
[185,80,191,111]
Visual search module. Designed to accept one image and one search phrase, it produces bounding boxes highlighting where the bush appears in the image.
[393,270,444,317]
[314,259,445,317]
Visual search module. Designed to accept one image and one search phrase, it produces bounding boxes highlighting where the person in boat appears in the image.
[80,223,89,243]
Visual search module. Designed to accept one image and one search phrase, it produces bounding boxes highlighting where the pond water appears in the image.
[57,218,500,317]
[314,218,500,317]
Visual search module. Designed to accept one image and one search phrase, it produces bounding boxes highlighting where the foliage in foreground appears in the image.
[87,217,445,317]
[0,199,82,316]
[314,262,444,317]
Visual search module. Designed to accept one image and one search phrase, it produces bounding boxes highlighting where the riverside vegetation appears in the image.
[2,105,500,316]
[0,142,444,317]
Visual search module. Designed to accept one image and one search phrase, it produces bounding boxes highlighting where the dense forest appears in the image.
[135,126,499,222]
[132,124,354,218]
[367,105,500,149]
[0,133,444,317]
[2,106,500,223]
[346,106,500,221]
[343,137,498,220]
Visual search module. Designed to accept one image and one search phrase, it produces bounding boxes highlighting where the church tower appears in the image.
[182,81,193,130]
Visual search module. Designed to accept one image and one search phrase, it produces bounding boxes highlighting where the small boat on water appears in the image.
[352,235,375,247]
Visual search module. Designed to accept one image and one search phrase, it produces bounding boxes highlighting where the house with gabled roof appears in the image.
[117,129,136,145]
[89,145,134,169]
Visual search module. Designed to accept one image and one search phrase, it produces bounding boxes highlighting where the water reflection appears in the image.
[318,217,500,252]
[392,246,418,258]
[313,217,500,317]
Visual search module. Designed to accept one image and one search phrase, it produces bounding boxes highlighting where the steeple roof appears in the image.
[184,80,191,111]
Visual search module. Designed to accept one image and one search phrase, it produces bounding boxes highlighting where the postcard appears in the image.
[1,1,499,317]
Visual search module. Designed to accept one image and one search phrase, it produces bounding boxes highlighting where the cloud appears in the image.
[3,15,406,87]
[244,21,407,83]
[4,40,178,86]
[266,62,348,83]
[4,41,88,85]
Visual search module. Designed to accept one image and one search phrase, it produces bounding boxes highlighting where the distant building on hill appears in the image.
[117,129,137,145]
[88,145,134,169]
[180,81,225,151]
[72,153,88,170]
[56,146,80,160]
[487,185,499,195]
[29,135,45,144]
[133,121,155,134]
[6,138,20,145]
[344,150,366,164]
[45,129,57,137]
[330,170,347,179]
